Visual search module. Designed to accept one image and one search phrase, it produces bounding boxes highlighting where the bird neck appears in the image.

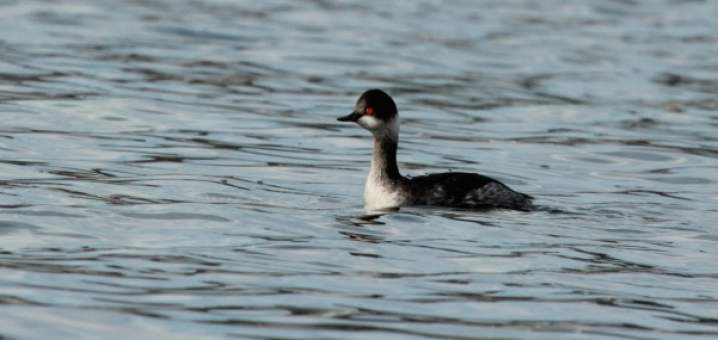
[370,134,402,182]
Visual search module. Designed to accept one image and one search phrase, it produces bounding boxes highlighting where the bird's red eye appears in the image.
[366,107,374,116]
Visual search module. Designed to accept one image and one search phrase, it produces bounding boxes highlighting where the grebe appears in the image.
[337,89,533,211]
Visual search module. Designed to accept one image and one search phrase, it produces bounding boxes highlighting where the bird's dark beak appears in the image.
[337,111,362,122]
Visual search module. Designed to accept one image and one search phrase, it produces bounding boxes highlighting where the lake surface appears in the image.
[1,0,717,338]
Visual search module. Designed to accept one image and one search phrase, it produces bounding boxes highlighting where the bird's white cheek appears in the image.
[358,115,380,130]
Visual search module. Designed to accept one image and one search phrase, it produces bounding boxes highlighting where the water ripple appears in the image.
[0,0,717,339]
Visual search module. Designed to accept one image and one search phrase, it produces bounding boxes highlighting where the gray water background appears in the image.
[1,0,717,339]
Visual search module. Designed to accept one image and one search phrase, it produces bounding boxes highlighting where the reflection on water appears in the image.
[1,0,718,338]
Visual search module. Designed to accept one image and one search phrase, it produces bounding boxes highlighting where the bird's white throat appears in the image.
[359,116,399,142]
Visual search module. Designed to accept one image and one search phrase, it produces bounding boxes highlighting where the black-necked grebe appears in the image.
[337,89,533,211]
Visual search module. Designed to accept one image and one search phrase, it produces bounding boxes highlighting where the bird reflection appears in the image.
[334,209,400,243]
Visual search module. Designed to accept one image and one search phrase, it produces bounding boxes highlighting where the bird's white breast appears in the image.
[363,172,405,210]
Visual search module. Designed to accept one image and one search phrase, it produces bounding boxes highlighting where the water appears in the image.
[1,0,717,338]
